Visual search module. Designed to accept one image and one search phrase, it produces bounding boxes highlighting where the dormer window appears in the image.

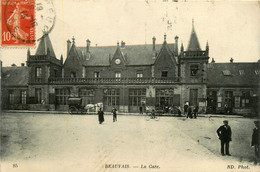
[190,65,198,76]
[115,72,121,78]
[161,71,168,77]
[239,70,245,75]
[94,71,100,78]
[222,70,231,76]
[137,72,143,78]
[70,72,76,78]
[255,70,260,75]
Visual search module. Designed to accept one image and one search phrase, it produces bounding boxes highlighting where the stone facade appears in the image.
[1,22,259,115]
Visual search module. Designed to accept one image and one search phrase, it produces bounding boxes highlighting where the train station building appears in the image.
[1,22,260,115]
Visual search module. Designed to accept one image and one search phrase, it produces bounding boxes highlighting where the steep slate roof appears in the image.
[207,63,260,87]
[154,41,178,65]
[35,34,56,57]
[76,43,176,66]
[187,21,201,51]
[2,66,29,86]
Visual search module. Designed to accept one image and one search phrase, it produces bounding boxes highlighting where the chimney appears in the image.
[21,63,25,66]
[230,57,234,63]
[152,36,156,51]
[174,35,179,55]
[60,55,63,65]
[121,41,125,48]
[67,39,71,57]
[86,39,91,52]
[180,43,184,52]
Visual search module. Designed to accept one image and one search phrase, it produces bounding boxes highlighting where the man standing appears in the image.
[217,120,232,156]
[187,106,192,119]
[184,102,188,117]
[112,108,117,122]
[139,106,143,114]
[193,105,199,119]
[251,121,259,158]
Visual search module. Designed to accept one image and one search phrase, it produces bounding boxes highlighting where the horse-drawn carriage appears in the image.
[68,97,103,114]
[68,97,85,114]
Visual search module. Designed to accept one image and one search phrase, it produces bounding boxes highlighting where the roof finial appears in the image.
[164,33,166,41]
[117,41,119,46]
[192,18,194,27]
[72,36,75,44]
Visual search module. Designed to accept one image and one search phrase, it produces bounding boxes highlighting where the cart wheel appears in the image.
[145,115,151,121]
[171,109,178,116]
[154,116,160,121]
[80,109,84,114]
[69,106,76,114]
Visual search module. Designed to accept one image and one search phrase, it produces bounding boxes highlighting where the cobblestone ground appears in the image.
[1,112,259,172]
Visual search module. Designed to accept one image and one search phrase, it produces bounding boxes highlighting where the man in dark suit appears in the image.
[217,120,232,156]
[112,108,117,122]
[251,121,259,158]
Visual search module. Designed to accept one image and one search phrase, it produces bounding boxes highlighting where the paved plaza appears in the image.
[1,112,259,172]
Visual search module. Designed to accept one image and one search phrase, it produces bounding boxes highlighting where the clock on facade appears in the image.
[115,59,121,64]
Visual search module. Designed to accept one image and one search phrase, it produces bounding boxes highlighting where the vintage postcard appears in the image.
[0,0,259,172]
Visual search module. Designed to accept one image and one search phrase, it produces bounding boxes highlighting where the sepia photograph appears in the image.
[0,0,259,171]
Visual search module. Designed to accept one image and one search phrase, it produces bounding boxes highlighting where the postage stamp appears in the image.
[1,0,35,47]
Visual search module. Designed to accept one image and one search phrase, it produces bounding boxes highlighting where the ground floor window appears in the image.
[20,90,27,104]
[55,88,70,105]
[224,91,233,106]
[241,91,250,107]
[104,89,119,106]
[129,89,146,106]
[190,89,198,106]
[156,88,174,106]
[9,90,14,104]
[35,88,42,104]
[79,88,95,104]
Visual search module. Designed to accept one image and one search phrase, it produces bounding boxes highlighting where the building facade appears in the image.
[1,23,260,115]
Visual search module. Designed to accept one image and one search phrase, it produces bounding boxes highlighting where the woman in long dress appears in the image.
[98,108,104,124]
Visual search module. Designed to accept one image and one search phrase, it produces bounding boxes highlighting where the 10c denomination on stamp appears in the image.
[1,0,35,47]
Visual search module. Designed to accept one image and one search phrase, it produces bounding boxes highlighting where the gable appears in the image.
[64,44,83,68]
[111,47,126,67]
[154,43,176,67]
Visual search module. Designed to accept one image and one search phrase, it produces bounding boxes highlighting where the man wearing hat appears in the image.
[217,120,232,156]
[251,121,259,158]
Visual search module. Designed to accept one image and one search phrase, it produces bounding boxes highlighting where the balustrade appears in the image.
[49,77,181,85]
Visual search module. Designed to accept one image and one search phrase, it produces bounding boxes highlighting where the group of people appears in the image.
[216,120,259,159]
[184,103,199,119]
[97,107,117,124]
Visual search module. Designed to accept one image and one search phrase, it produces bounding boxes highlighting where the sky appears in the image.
[0,0,259,66]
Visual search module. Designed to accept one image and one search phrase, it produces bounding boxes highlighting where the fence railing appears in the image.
[49,77,182,85]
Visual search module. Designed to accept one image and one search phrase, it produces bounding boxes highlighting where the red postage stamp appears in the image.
[1,0,35,47]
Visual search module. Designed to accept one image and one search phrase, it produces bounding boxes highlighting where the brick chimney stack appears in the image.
[67,39,71,57]
[174,35,179,55]
[152,36,156,51]
[86,39,91,52]
[121,41,125,48]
